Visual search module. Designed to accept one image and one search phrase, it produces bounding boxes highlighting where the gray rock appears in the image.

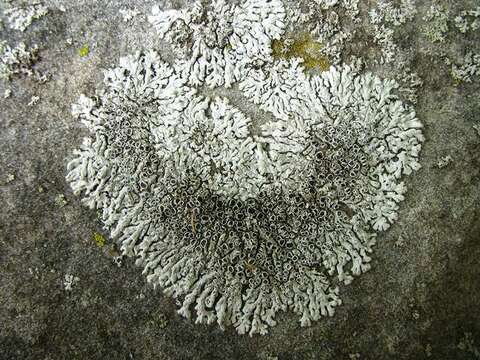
[0,0,479,359]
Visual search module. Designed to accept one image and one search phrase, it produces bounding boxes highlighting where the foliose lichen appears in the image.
[449,52,480,84]
[3,1,48,32]
[369,0,416,27]
[67,0,423,335]
[454,6,480,34]
[63,274,79,291]
[0,41,39,80]
[119,7,141,23]
[423,4,450,43]
[271,32,331,71]
[148,0,286,87]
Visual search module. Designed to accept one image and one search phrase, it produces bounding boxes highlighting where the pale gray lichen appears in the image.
[148,0,286,87]
[0,41,39,80]
[423,4,449,43]
[27,95,40,106]
[341,0,360,21]
[284,0,420,102]
[67,1,423,336]
[3,173,15,185]
[369,0,417,27]
[396,69,423,104]
[436,155,453,169]
[454,7,480,34]
[63,274,79,291]
[283,1,354,67]
[113,255,123,268]
[119,8,141,23]
[240,59,423,230]
[450,51,480,83]
[371,24,398,65]
[54,193,67,207]
[4,1,48,32]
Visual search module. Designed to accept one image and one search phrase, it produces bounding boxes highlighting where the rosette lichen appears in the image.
[67,0,423,335]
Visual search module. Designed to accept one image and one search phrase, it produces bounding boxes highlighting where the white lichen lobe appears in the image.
[4,1,48,32]
[120,8,141,23]
[63,274,79,291]
[0,41,38,80]
[148,0,286,87]
[437,155,453,169]
[67,0,423,336]
[28,95,40,106]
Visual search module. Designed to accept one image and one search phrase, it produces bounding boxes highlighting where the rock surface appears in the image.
[0,0,479,359]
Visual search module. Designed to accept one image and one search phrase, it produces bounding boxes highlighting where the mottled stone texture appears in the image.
[0,0,479,359]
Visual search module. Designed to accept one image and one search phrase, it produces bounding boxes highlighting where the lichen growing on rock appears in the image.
[66,0,423,336]
[449,51,480,84]
[78,45,89,58]
[271,33,331,71]
[148,0,286,87]
[0,41,39,80]
[3,1,48,32]
[94,232,105,248]
[423,4,450,43]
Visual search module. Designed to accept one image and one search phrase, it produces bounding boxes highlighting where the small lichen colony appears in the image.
[3,1,48,32]
[149,0,285,88]
[67,0,423,335]
[271,33,331,71]
[0,41,38,80]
